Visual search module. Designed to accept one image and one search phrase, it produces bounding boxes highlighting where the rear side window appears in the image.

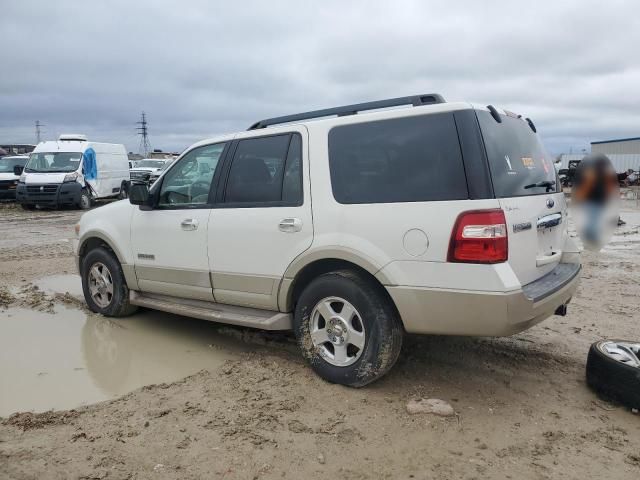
[328,113,468,204]
[224,133,302,205]
[477,111,558,198]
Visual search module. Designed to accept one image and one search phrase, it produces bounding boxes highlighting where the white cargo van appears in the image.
[16,135,129,210]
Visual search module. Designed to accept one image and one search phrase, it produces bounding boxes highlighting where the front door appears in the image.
[208,128,313,310]
[131,142,228,300]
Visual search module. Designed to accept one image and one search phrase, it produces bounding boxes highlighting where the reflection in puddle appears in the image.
[0,306,247,416]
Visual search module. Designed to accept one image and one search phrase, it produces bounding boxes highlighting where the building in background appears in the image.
[591,136,640,155]
[558,136,640,173]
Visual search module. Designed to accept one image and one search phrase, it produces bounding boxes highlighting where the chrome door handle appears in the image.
[279,218,302,233]
[181,218,199,231]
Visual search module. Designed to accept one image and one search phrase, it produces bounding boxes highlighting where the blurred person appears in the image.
[572,153,619,250]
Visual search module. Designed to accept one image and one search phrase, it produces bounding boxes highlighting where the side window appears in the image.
[225,134,302,205]
[282,134,302,204]
[158,143,225,207]
[328,113,468,204]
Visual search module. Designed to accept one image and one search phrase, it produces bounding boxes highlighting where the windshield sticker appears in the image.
[505,155,517,175]
[521,157,535,169]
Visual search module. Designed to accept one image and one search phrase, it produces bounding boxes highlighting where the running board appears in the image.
[129,291,292,330]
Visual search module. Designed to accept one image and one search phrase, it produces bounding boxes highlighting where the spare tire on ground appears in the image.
[586,340,640,409]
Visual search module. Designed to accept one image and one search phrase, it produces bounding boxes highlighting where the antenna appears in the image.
[136,111,152,157]
[35,120,46,143]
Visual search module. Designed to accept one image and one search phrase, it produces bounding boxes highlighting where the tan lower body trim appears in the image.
[211,272,279,310]
[121,264,139,290]
[137,279,214,301]
[135,265,211,288]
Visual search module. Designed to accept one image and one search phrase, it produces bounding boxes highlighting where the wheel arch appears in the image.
[78,232,139,290]
[280,253,399,322]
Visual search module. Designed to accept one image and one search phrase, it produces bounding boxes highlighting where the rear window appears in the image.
[328,113,468,204]
[477,111,558,198]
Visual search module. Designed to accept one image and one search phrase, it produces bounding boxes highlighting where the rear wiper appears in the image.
[524,180,556,190]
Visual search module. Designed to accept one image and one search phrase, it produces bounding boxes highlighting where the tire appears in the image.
[78,189,91,210]
[20,203,36,210]
[81,246,138,317]
[118,182,129,200]
[586,340,640,409]
[294,269,403,387]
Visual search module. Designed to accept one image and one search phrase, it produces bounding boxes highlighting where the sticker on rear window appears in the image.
[505,155,517,175]
[521,157,535,169]
[542,158,550,173]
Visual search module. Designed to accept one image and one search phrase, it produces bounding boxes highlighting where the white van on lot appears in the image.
[75,95,581,386]
[16,135,129,210]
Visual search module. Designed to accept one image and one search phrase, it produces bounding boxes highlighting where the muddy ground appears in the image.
[0,200,639,480]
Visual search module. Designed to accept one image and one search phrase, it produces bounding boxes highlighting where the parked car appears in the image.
[128,159,170,185]
[16,135,129,210]
[75,94,581,386]
[558,159,581,187]
[147,159,174,186]
[0,155,29,200]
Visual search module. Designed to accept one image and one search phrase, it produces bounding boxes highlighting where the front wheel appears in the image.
[294,270,403,387]
[81,247,138,317]
[78,189,92,210]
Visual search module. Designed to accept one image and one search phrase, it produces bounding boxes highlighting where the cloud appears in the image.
[1,0,639,154]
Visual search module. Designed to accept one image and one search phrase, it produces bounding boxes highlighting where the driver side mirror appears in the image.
[129,182,151,207]
[14,165,24,176]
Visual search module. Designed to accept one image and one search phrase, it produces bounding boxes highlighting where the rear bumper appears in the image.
[387,262,581,336]
[16,183,82,206]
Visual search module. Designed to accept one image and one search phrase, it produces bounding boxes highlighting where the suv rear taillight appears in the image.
[447,209,508,264]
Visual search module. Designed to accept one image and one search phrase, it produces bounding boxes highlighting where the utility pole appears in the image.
[136,112,152,157]
[35,120,45,143]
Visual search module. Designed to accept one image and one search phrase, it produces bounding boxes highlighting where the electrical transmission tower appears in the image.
[35,120,45,143]
[136,111,152,157]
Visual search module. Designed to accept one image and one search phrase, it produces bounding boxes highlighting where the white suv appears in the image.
[75,94,581,386]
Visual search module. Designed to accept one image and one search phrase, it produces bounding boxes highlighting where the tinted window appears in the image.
[328,113,468,204]
[282,134,302,204]
[158,143,225,206]
[477,111,558,197]
[225,134,301,204]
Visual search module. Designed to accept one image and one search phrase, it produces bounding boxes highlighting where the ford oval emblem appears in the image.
[546,198,554,209]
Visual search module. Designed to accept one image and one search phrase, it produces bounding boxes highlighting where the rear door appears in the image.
[208,127,312,310]
[477,109,567,286]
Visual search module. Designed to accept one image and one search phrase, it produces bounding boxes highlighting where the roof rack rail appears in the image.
[248,93,446,130]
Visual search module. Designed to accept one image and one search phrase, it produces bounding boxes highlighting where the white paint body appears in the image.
[77,101,580,336]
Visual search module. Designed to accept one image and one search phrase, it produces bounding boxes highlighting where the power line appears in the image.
[136,111,152,157]
[35,120,45,143]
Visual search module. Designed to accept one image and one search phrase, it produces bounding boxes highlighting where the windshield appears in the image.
[477,111,558,197]
[25,152,82,173]
[136,160,166,169]
[0,157,27,173]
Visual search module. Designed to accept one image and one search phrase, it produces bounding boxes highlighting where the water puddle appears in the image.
[0,305,249,417]
[34,274,83,298]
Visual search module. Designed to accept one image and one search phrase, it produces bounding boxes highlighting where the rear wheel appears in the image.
[294,270,403,387]
[81,247,137,317]
[118,182,129,200]
[20,203,36,210]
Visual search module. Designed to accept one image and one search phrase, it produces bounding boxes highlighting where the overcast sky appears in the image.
[2,1,639,155]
